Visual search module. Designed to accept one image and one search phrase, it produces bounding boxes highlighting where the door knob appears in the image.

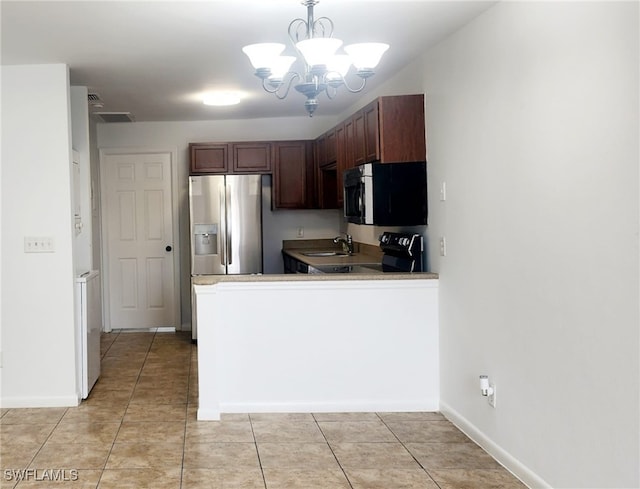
[165,245,172,252]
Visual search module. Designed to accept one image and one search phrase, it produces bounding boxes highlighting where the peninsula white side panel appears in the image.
[196,280,439,420]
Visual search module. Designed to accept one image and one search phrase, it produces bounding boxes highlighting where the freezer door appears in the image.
[189,175,226,275]
[225,175,263,274]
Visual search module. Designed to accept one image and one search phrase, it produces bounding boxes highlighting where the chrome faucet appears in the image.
[333,233,354,254]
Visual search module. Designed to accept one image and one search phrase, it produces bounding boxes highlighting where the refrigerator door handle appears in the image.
[226,184,232,265]
[219,186,226,267]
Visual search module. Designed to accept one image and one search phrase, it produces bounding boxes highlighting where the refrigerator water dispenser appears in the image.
[194,224,218,255]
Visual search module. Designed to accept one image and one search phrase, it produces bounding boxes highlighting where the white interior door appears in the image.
[103,152,176,330]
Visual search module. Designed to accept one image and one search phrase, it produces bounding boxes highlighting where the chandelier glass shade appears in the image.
[242,0,389,116]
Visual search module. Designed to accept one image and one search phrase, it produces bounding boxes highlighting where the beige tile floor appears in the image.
[0,331,527,488]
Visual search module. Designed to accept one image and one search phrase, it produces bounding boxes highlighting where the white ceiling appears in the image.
[1,0,496,122]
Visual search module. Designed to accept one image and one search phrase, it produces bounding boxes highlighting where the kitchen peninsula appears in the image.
[193,246,439,421]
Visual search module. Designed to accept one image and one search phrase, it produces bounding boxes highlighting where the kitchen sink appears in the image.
[301,251,350,257]
[308,264,385,274]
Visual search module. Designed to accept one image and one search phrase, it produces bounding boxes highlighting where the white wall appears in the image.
[397,2,638,488]
[196,279,439,419]
[1,64,79,407]
[97,118,343,327]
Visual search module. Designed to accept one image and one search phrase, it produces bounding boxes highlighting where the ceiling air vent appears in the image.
[87,92,104,108]
[93,112,135,123]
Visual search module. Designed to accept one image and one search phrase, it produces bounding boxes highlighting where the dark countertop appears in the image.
[280,238,438,279]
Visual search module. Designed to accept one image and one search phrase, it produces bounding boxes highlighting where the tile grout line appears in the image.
[19,330,123,489]
[17,331,122,489]
[311,413,355,489]
[95,330,156,488]
[19,407,70,482]
[92,329,121,489]
[178,334,195,489]
[376,415,444,489]
[248,414,269,489]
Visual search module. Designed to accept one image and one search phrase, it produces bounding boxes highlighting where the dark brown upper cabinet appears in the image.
[232,142,271,173]
[272,141,314,209]
[374,94,426,163]
[189,143,229,174]
[190,142,271,174]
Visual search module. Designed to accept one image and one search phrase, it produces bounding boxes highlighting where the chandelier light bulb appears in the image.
[296,38,343,69]
[325,54,352,81]
[268,56,297,81]
[242,43,285,71]
[344,42,389,71]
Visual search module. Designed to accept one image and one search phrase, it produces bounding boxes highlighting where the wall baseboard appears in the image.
[0,395,80,408]
[197,400,440,421]
[197,407,221,421]
[440,401,552,489]
[111,327,176,333]
[221,400,440,414]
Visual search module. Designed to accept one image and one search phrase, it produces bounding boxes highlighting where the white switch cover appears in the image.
[439,237,447,257]
[440,181,447,201]
[296,227,304,238]
[24,236,55,253]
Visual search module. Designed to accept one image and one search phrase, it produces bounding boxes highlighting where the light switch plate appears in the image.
[24,236,55,253]
[440,181,447,201]
[439,237,446,256]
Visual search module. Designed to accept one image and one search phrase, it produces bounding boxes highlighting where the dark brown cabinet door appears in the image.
[363,100,380,162]
[273,141,313,209]
[353,111,366,166]
[232,142,271,173]
[325,128,337,165]
[190,143,229,174]
[335,123,346,207]
[315,135,327,169]
[316,124,342,210]
[378,94,426,162]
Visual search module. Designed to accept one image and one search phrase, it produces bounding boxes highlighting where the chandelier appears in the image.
[242,0,389,116]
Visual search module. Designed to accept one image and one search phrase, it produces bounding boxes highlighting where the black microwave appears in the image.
[343,162,427,226]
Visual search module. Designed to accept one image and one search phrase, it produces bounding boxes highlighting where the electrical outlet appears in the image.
[439,237,446,256]
[296,227,304,238]
[488,383,496,408]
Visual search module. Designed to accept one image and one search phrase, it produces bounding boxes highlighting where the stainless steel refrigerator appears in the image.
[189,175,263,338]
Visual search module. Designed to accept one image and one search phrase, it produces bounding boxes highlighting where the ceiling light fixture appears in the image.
[242,0,389,117]
[202,91,243,106]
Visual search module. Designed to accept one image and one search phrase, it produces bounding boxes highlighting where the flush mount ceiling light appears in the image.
[242,0,389,116]
[202,91,243,106]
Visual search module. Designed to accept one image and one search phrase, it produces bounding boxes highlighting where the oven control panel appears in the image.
[379,232,423,258]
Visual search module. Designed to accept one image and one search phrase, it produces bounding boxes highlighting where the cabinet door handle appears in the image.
[165,245,172,252]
